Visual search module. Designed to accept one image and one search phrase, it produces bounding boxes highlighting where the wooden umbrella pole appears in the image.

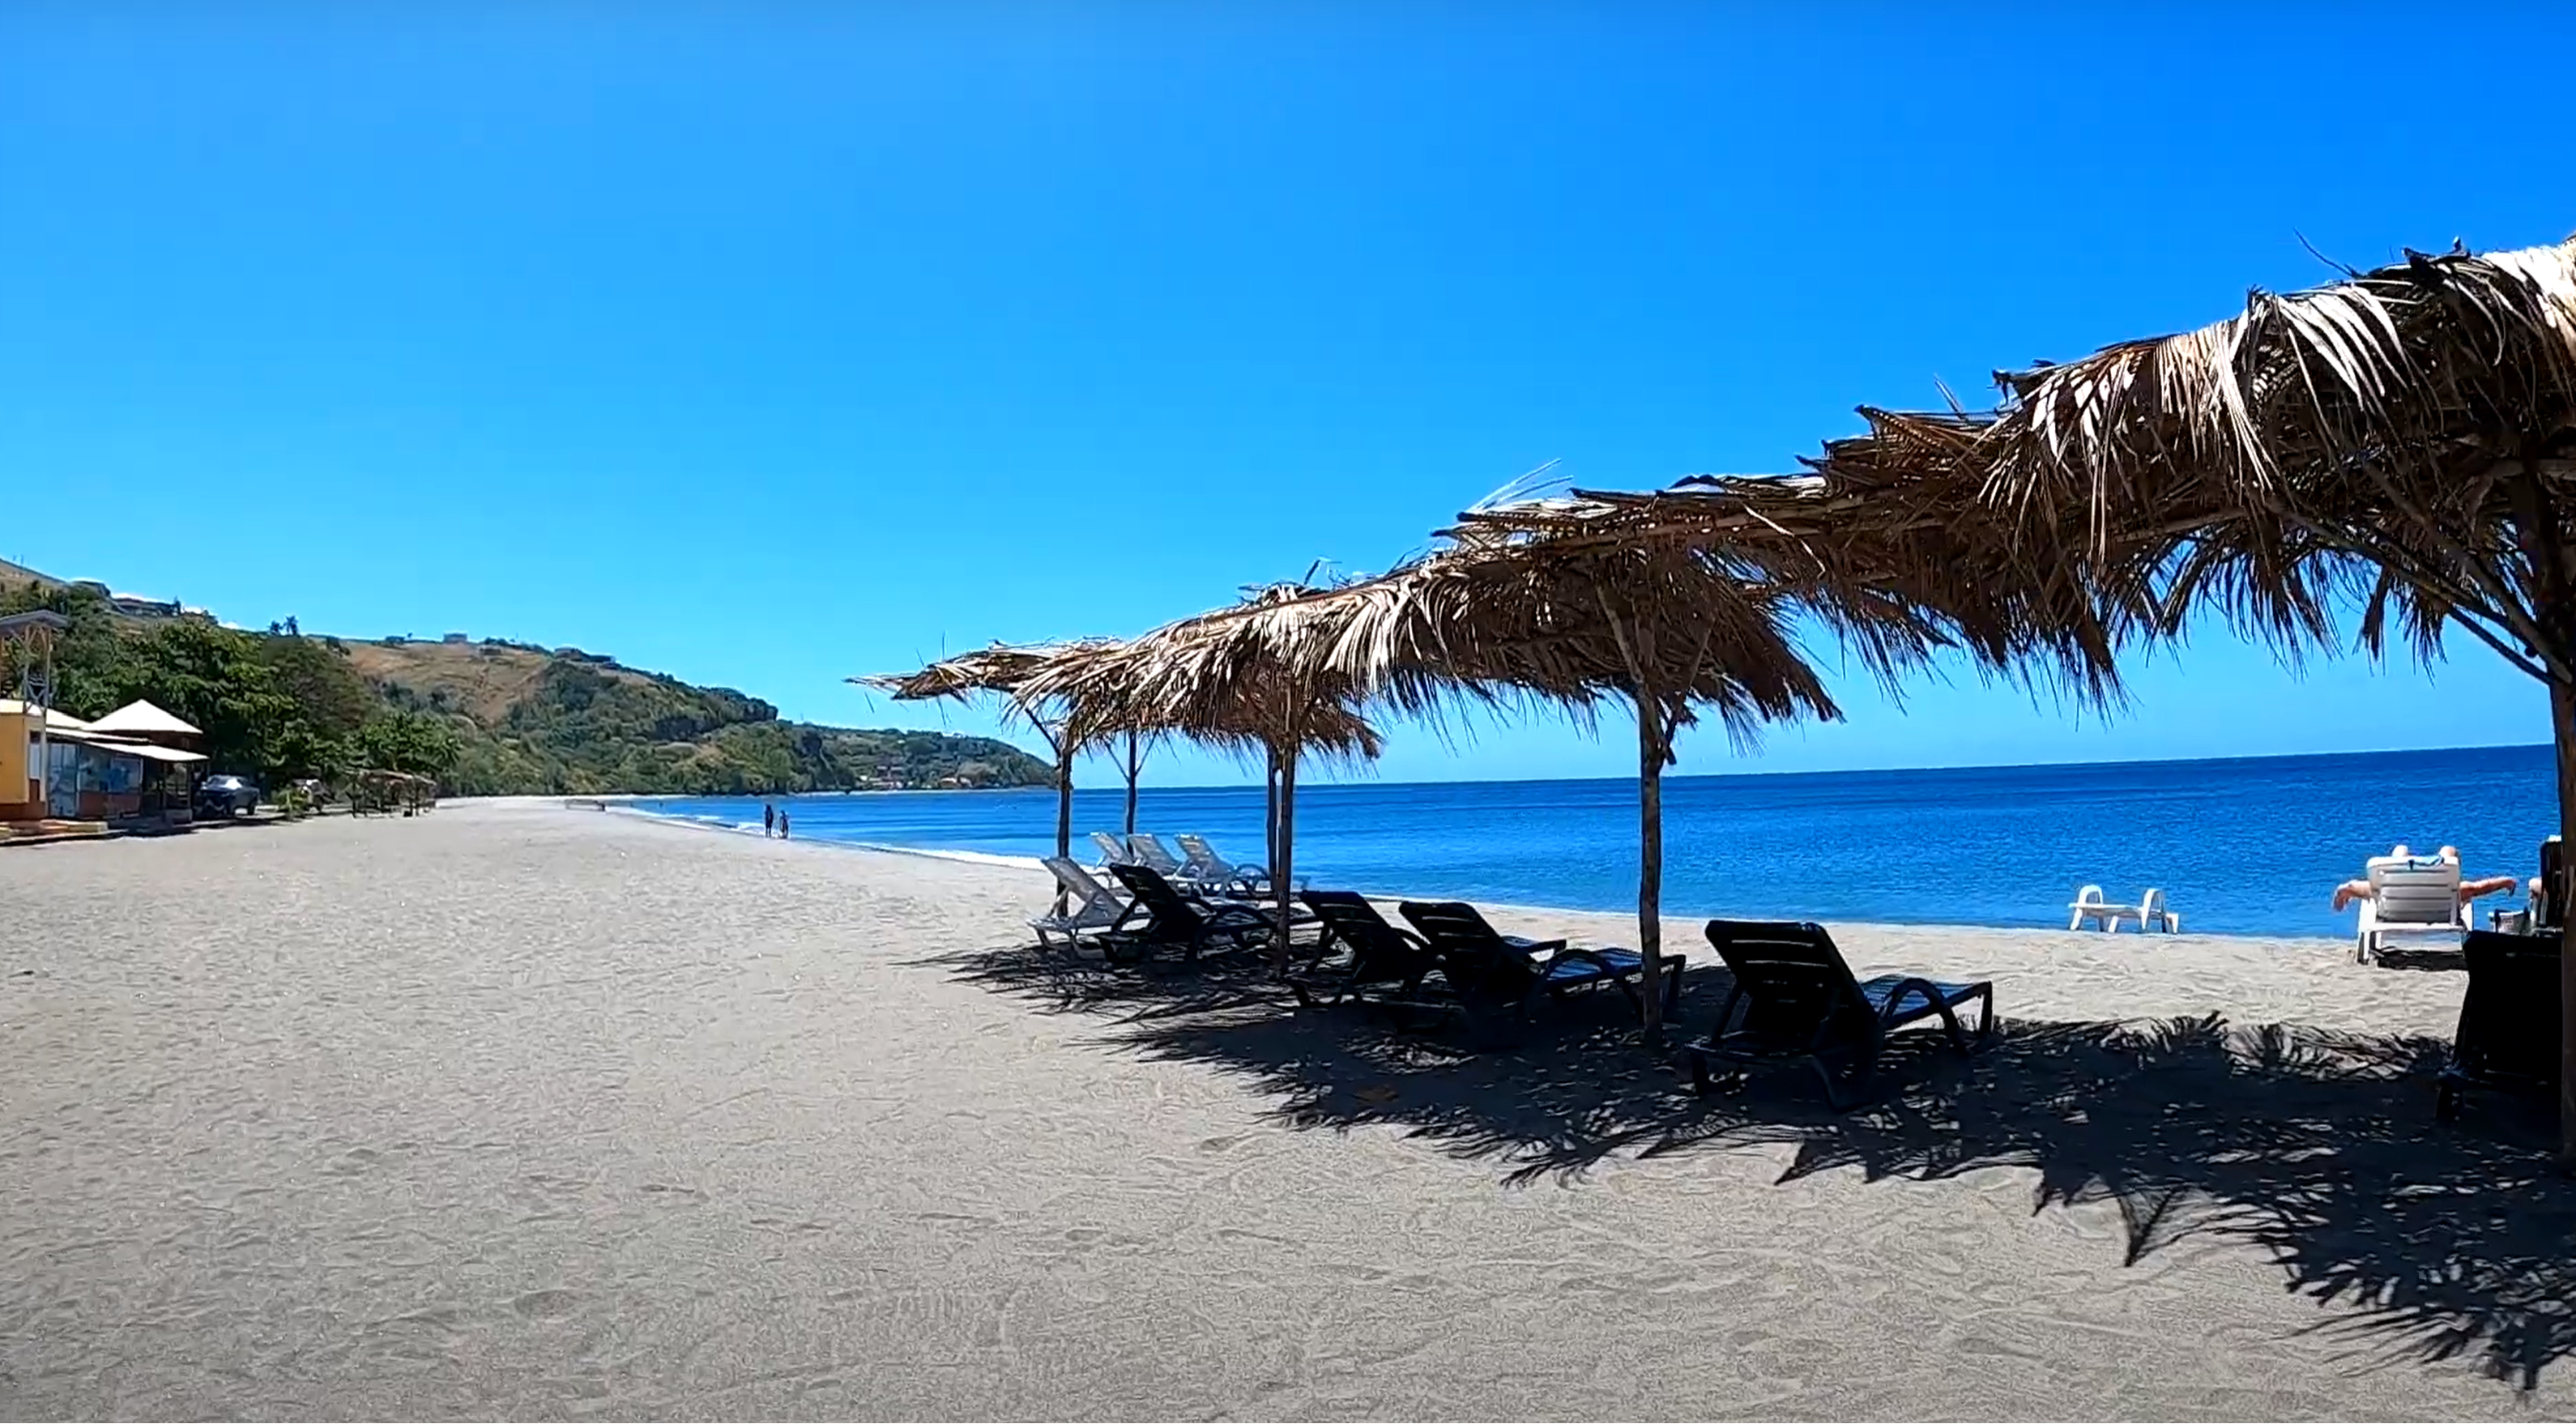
[1122,728,1141,837]
[1635,687,1668,1043]
[1264,749,1281,872]
[1043,723,1073,915]
[1595,581,1668,1039]
[1273,745,1299,973]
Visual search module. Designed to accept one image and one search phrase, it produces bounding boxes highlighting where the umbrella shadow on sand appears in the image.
[923,943,2576,1388]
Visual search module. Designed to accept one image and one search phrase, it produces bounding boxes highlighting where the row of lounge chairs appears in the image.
[1294,893,1990,1106]
[1089,831,1270,896]
[1030,850,2566,1122]
[1026,852,1999,1109]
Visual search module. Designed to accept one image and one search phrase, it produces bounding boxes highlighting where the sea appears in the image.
[631,744,2557,940]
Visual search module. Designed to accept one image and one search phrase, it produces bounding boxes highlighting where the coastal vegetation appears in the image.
[1,578,1049,797]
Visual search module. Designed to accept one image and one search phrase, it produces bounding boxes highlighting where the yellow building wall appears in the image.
[0,710,38,818]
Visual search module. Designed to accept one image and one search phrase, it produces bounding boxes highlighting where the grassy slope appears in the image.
[5,553,1046,794]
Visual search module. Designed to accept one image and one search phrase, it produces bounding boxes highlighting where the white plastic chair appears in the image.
[2068,885,2136,932]
[1033,856,1131,948]
[2132,888,2179,933]
[1175,833,1269,893]
[2354,855,2465,963]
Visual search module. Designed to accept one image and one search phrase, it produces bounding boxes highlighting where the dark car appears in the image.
[196,774,258,816]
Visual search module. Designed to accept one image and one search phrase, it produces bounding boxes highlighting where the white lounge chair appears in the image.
[2354,855,2466,963]
[1033,856,1132,949]
[1175,833,1269,893]
[1090,831,1137,871]
[2069,885,2135,932]
[1126,833,1192,880]
[2132,888,2179,933]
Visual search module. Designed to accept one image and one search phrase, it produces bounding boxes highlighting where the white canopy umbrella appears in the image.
[86,700,203,738]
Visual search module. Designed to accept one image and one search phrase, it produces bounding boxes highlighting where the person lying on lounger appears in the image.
[2329,844,2519,912]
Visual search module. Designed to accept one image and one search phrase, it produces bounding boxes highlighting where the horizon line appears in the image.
[1009,737,2557,794]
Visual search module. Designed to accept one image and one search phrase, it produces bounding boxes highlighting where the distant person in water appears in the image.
[2330,844,2518,911]
[763,803,776,838]
[777,810,790,840]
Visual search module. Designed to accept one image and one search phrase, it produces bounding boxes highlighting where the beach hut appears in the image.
[1799,233,2576,1152]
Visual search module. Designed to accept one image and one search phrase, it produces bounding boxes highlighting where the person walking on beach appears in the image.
[777,809,790,840]
[763,802,776,838]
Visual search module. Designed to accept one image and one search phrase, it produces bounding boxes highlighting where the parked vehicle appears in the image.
[196,774,258,816]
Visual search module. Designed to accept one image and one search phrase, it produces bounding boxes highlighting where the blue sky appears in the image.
[4,5,2570,786]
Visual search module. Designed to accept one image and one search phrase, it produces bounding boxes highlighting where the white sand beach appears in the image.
[3,801,2569,1419]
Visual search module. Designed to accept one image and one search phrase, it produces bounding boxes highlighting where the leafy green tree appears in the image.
[351,710,463,781]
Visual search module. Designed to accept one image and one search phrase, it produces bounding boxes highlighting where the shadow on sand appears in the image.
[930,940,2576,1388]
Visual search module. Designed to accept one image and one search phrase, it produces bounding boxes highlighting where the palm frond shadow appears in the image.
[928,944,2576,1388]
[924,940,1295,1020]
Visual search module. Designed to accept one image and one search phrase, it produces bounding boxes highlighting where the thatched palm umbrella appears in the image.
[1418,504,1910,1031]
[1032,544,1843,1038]
[855,642,1120,870]
[1809,234,2576,1153]
[1018,585,1390,969]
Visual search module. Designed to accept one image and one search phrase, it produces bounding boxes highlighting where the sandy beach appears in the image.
[3,799,2570,1420]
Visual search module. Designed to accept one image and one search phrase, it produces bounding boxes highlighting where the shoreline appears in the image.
[597,799,2357,950]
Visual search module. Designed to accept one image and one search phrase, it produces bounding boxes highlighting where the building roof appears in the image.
[86,700,203,737]
[52,727,208,762]
[0,699,93,730]
[122,741,207,764]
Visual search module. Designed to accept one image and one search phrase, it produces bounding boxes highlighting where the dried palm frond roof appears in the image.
[1452,471,2139,707]
[853,642,1116,704]
[1025,534,1843,760]
[852,641,1115,753]
[1809,233,2576,670]
[860,636,1384,764]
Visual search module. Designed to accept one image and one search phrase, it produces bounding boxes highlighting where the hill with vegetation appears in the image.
[0,576,1051,797]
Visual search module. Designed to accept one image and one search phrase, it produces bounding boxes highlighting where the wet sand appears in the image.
[2,800,2567,1419]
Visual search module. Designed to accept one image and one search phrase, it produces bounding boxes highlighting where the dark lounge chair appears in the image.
[2435,929,2563,1123]
[1686,919,1994,1110]
[1289,891,1451,1017]
[1397,900,1682,1021]
[1104,862,1272,964]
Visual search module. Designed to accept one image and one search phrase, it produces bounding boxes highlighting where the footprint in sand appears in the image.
[511,1289,580,1320]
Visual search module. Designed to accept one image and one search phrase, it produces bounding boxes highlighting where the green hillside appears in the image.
[0,576,1050,796]
[355,640,1048,795]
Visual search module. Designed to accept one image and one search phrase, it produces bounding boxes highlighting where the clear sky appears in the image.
[5,4,2571,787]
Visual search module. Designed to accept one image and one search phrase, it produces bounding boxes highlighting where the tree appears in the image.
[352,710,463,782]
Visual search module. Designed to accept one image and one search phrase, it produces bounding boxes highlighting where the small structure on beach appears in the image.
[348,769,437,816]
[86,700,205,744]
[75,700,209,823]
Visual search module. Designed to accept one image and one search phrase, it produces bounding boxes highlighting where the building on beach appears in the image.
[1,698,208,824]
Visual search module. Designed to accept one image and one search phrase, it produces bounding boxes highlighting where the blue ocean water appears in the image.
[635,744,2558,940]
